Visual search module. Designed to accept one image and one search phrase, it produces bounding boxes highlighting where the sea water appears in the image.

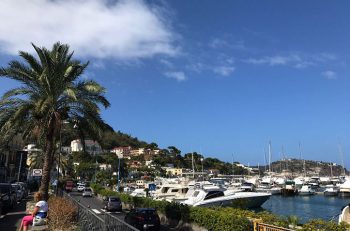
[261,195,350,223]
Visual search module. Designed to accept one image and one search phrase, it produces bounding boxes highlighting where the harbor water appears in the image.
[261,194,350,223]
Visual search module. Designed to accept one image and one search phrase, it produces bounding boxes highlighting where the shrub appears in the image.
[48,197,78,231]
[301,219,349,231]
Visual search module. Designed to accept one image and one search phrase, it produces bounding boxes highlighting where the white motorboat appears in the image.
[298,185,315,196]
[339,180,350,197]
[324,185,339,196]
[180,184,270,209]
[152,184,189,201]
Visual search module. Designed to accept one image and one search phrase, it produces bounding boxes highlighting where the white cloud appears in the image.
[159,59,173,68]
[322,70,337,80]
[245,55,300,66]
[164,71,186,82]
[0,0,178,59]
[209,37,245,50]
[213,66,235,76]
[245,53,336,69]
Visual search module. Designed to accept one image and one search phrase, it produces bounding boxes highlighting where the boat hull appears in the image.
[324,191,338,196]
[187,193,271,209]
[338,191,350,197]
[298,191,315,196]
[281,188,297,196]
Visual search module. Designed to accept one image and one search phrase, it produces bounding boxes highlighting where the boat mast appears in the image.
[299,142,306,177]
[338,143,346,176]
[231,154,234,176]
[268,141,272,173]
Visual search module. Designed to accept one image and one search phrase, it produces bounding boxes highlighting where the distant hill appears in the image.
[258,158,348,176]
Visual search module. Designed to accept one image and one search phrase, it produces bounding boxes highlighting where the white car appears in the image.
[82,187,93,197]
[77,184,85,192]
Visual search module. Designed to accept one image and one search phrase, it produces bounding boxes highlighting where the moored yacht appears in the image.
[298,185,315,196]
[324,185,339,196]
[153,184,189,201]
[339,180,350,197]
[180,184,270,209]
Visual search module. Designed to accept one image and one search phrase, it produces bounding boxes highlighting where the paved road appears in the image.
[69,192,127,220]
[69,191,173,231]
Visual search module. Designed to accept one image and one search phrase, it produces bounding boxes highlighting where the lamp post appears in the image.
[116,153,123,192]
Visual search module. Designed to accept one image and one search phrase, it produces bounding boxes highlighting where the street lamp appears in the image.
[116,153,123,192]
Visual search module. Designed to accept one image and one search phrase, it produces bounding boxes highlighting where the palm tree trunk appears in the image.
[39,117,57,200]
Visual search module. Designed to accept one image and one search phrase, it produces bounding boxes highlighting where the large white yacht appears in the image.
[152,184,190,201]
[339,180,350,197]
[180,184,270,209]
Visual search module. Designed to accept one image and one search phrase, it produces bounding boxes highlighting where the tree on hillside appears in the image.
[0,42,110,199]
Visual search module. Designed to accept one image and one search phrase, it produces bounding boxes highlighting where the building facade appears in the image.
[71,139,102,155]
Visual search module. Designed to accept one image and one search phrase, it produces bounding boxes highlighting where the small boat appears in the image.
[281,180,298,196]
[324,185,339,196]
[298,185,315,196]
[339,205,350,224]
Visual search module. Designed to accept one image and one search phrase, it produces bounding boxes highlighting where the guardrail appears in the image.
[62,191,139,231]
[253,220,294,231]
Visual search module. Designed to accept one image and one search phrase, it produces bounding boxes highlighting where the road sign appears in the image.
[32,169,42,176]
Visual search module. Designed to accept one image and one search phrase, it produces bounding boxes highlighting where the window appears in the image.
[204,191,224,200]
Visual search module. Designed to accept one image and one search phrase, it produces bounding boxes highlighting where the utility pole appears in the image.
[192,152,195,179]
[117,153,122,192]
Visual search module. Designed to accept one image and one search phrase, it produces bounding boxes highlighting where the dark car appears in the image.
[124,208,160,231]
[0,183,17,211]
[103,196,122,212]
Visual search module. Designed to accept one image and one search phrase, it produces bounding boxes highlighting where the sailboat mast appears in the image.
[268,141,272,173]
[338,143,346,176]
[231,154,234,176]
[299,142,306,177]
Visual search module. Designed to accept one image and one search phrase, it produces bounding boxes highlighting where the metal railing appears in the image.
[62,191,139,231]
[253,220,294,231]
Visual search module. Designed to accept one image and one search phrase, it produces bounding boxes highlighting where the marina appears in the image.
[262,194,350,223]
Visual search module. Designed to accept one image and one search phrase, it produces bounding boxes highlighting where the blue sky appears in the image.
[1,0,350,168]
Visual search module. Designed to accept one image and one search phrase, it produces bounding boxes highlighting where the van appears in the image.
[65,181,74,192]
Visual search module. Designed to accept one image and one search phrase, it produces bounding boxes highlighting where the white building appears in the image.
[71,139,102,155]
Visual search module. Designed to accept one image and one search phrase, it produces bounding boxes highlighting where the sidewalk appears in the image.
[0,195,33,231]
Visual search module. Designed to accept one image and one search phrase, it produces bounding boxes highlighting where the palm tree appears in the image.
[0,42,110,199]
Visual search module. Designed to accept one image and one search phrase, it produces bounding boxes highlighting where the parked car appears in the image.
[124,208,160,231]
[103,196,122,212]
[77,184,85,192]
[12,183,25,201]
[82,187,93,197]
[0,183,17,211]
